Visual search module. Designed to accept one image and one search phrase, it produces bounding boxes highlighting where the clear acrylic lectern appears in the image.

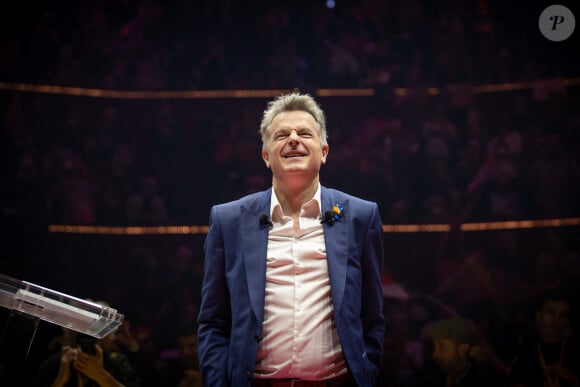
[0,273,124,385]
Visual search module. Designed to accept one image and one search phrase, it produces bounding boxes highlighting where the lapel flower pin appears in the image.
[321,203,344,225]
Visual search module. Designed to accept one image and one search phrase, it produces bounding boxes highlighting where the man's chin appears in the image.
[282,164,308,173]
[272,165,320,179]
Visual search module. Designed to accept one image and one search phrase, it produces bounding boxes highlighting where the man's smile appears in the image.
[282,152,306,158]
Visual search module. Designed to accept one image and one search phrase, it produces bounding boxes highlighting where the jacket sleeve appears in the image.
[197,206,231,386]
[361,203,385,379]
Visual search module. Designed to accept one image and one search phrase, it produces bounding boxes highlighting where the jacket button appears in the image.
[254,335,262,343]
[246,371,253,380]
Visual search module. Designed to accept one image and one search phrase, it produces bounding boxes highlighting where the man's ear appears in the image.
[262,148,270,168]
[321,145,329,164]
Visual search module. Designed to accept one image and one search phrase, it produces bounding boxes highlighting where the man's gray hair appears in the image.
[259,92,328,148]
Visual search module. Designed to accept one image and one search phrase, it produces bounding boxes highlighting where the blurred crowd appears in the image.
[2,1,579,227]
[2,1,578,90]
[3,89,579,228]
[1,0,579,386]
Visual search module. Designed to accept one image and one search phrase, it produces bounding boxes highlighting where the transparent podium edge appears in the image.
[0,273,124,339]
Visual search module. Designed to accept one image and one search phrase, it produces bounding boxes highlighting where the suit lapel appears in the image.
[321,187,349,314]
[241,187,350,321]
[241,189,271,324]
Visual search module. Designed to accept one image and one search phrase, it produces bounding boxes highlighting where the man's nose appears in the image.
[288,130,300,143]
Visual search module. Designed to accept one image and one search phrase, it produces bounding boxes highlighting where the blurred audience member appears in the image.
[36,327,140,387]
[422,317,502,387]
[126,175,168,225]
[506,288,580,387]
[157,322,201,387]
[115,321,161,387]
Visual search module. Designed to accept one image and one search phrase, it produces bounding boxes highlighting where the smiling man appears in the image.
[197,92,385,386]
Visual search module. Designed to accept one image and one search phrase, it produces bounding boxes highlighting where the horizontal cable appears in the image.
[1,78,579,99]
[459,217,580,231]
[48,225,209,235]
[48,217,580,235]
[0,82,292,99]
[317,88,375,96]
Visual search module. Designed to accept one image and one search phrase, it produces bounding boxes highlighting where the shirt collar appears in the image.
[270,184,322,223]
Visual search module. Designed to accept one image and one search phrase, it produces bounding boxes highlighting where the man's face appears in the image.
[262,110,328,181]
[431,338,464,371]
[536,300,570,343]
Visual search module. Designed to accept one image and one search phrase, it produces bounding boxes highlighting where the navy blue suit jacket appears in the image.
[198,186,385,386]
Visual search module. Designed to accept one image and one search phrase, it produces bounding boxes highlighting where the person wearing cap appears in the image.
[423,318,501,387]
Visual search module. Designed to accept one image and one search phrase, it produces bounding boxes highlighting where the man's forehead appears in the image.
[271,111,316,125]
